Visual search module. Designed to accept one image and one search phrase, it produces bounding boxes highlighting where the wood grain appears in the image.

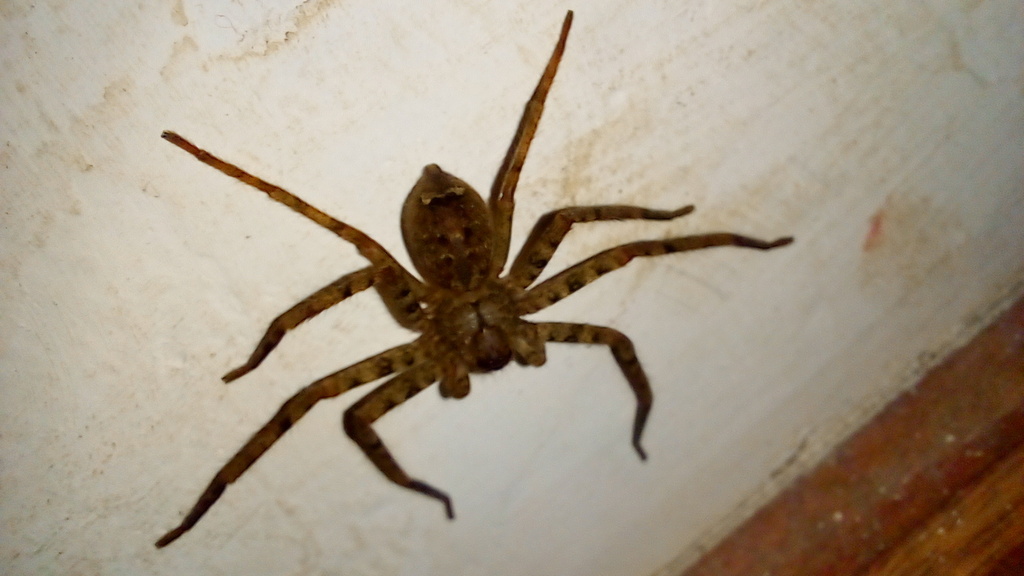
[864,440,1024,575]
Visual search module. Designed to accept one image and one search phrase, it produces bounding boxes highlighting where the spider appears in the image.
[155,10,793,548]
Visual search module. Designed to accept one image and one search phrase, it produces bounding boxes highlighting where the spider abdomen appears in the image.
[401,164,494,291]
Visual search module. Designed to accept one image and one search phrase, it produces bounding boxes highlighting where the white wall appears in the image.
[2,1,1021,575]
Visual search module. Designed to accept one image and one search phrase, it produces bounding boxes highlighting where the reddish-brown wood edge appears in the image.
[682,295,1024,576]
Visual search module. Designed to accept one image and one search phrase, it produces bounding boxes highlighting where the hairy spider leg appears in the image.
[488,10,573,275]
[371,264,427,330]
[160,131,425,299]
[223,267,376,382]
[155,342,425,548]
[517,233,795,315]
[223,259,433,383]
[537,322,652,459]
[507,204,695,289]
[342,363,454,518]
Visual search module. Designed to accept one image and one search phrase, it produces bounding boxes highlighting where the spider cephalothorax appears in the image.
[156,11,792,547]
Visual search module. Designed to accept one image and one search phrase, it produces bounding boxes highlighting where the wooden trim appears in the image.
[682,296,1024,576]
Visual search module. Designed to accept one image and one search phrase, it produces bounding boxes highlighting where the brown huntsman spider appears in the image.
[156,11,793,547]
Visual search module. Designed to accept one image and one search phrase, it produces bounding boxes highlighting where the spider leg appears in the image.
[342,363,454,518]
[155,342,424,548]
[223,267,376,383]
[372,264,425,330]
[507,204,695,289]
[488,11,573,276]
[224,265,428,383]
[161,130,424,297]
[536,321,651,460]
[438,362,470,399]
[518,233,793,314]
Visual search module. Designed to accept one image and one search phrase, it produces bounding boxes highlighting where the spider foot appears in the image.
[155,525,186,548]
[222,364,252,383]
[409,480,455,519]
[671,205,696,217]
[769,236,795,248]
[633,439,648,462]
